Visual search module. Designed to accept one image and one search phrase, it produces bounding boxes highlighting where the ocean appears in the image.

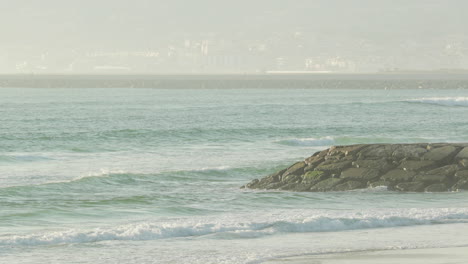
[1,84,468,263]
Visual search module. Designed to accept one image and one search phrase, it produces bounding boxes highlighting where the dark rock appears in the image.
[329,144,367,157]
[452,179,468,191]
[244,143,468,192]
[425,183,448,192]
[352,159,394,172]
[425,164,459,177]
[257,171,283,185]
[413,164,459,184]
[359,145,398,160]
[459,159,468,168]
[265,182,286,190]
[381,169,417,183]
[342,155,356,161]
[414,174,449,184]
[422,146,459,162]
[310,178,343,192]
[245,168,286,189]
[282,162,306,179]
[302,170,327,185]
[324,153,344,161]
[282,173,302,184]
[455,170,468,179]
[455,147,468,160]
[315,161,352,174]
[426,143,450,150]
[392,145,427,160]
[368,181,392,188]
[395,182,427,192]
[308,149,328,159]
[340,168,380,181]
[398,160,435,171]
[332,181,365,191]
[245,179,259,188]
[304,157,324,171]
[280,183,303,191]
[271,169,287,179]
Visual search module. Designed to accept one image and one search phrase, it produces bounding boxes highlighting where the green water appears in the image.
[1,86,468,263]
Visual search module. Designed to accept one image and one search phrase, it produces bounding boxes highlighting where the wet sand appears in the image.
[265,247,468,264]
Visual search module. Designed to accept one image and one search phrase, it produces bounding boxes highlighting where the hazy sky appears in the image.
[2,1,467,44]
[1,0,468,73]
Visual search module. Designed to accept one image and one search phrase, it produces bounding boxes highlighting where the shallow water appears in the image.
[1,85,468,263]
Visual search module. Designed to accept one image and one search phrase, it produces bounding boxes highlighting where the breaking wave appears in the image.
[0,154,52,163]
[3,208,468,246]
[276,137,335,146]
[275,135,443,147]
[406,97,468,107]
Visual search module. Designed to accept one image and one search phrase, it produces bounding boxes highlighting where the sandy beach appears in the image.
[266,247,468,264]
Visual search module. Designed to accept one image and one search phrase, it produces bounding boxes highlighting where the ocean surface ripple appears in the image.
[1,86,468,263]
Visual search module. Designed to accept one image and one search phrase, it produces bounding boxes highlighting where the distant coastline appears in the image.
[1,72,468,88]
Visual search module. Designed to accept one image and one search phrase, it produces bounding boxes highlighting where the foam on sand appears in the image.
[265,246,468,264]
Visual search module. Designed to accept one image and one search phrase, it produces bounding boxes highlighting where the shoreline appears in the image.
[265,246,468,264]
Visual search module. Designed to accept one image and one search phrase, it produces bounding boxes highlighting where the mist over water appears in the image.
[1,1,468,73]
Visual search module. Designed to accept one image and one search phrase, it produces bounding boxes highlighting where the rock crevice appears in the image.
[243,143,468,192]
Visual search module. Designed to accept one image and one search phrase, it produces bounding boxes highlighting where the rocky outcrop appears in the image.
[243,143,468,192]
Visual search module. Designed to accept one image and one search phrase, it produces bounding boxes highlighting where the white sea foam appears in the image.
[406,97,468,106]
[275,136,438,147]
[80,169,130,179]
[42,169,132,184]
[353,185,389,192]
[183,166,232,172]
[276,137,335,147]
[3,208,468,247]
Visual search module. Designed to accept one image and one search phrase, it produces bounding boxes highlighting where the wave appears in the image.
[275,135,446,147]
[64,166,238,185]
[3,208,468,246]
[0,164,272,192]
[68,166,233,183]
[275,137,335,147]
[0,154,52,163]
[62,166,242,183]
[405,97,468,107]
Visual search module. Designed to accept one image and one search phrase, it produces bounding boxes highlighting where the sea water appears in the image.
[1,85,468,263]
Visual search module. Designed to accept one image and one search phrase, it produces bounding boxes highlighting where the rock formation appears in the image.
[243,143,468,192]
